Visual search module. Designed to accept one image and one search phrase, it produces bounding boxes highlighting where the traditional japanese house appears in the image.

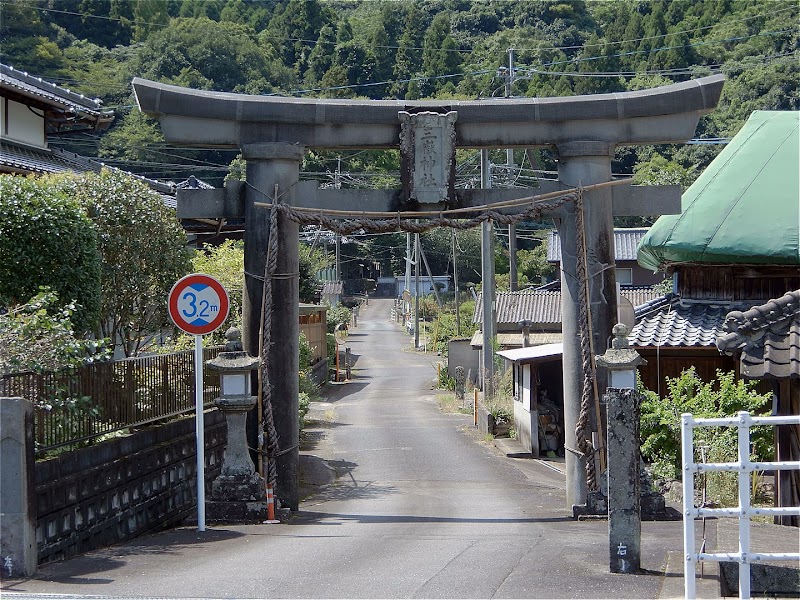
[633,111,800,395]
[717,290,800,526]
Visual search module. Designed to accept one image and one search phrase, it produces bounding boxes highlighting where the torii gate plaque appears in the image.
[134,75,723,512]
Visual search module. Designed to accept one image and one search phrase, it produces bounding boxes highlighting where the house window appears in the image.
[616,267,633,286]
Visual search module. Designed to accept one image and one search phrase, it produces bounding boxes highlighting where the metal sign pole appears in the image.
[195,333,206,532]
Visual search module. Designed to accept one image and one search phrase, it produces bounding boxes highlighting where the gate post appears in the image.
[242,143,303,511]
[0,397,37,577]
[555,141,617,511]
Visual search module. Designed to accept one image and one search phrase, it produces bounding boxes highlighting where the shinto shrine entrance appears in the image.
[134,75,724,512]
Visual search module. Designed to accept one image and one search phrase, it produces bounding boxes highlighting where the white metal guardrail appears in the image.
[681,411,800,599]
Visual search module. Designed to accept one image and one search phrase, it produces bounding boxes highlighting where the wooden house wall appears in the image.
[678,267,800,302]
[636,347,737,396]
[299,310,327,363]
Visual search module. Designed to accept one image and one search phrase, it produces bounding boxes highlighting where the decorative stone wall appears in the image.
[35,410,226,563]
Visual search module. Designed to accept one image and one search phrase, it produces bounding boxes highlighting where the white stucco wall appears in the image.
[5,99,46,147]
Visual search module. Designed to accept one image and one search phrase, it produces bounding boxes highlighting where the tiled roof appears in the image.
[629,299,757,348]
[0,141,178,209]
[1,63,114,129]
[176,175,215,190]
[717,290,800,379]
[474,288,662,325]
[547,228,650,262]
[0,140,102,175]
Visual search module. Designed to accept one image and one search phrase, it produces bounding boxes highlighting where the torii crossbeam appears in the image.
[134,75,724,511]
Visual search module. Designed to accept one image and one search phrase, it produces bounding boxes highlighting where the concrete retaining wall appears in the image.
[447,339,478,384]
[34,410,226,564]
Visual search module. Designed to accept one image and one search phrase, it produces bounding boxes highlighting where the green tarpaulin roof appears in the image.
[638,111,800,271]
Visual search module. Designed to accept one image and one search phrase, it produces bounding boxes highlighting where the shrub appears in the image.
[0,289,110,376]
[0,175,101,333]
[298,391,310,431]
[326,304,352,333]
[640,368,773,483]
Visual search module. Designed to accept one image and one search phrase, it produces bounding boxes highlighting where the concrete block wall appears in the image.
[34,410,226,564]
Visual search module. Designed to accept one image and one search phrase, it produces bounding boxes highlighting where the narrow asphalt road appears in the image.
[3,299,693,599]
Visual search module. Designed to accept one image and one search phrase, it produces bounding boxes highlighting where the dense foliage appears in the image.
[640,368,773,482]
[4,0,795,190]
[53,170,193,356]
[0,175,102,333]
[3,0,796,302]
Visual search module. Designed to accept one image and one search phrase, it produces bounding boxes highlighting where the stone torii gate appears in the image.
[134,75,723,512]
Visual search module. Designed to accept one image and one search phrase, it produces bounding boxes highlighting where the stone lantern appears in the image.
[595,323,646,389]
[205,328,266,522]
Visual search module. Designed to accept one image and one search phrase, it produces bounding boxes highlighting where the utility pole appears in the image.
[405,232,412,315]
[334,156,342,284]
[452,230,460,336]
[414,232,420,350]
[480,149,495,397]
[419,241,442,308]
[506,48,518,292]
[335,234,341,281]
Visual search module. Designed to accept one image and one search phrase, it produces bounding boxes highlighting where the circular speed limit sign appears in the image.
[168,273,230,335]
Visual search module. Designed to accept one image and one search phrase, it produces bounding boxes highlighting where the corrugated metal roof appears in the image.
[638,111,800,270]
[474,288,663,325]
[547,228,650,262]
[497,343,563,362]
[470,331,563,349]
[629,299,755,348]
[1,63,114,128]
[717,290,800,379]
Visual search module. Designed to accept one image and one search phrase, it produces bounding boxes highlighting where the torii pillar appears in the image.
[555,141,616,507]
[241,143,303,510]
[133,74,724,513]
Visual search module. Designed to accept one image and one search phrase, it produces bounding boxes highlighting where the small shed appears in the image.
[299,304,328,384]
[496,343,563,458]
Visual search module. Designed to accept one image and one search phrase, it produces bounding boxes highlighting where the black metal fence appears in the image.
[1,347,224,456]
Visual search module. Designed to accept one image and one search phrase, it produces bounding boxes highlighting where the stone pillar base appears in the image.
[211,472,265,502]
[206,500,269,524]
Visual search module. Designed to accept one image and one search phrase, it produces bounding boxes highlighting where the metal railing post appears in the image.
[737,411,751,600]
[681,412,697,600]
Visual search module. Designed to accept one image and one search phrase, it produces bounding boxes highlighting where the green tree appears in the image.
[191,239,244,341]
[0,175,101,333]
[261,0,335,81]
[57,170,192,356]
[304,24,337,88]
[421,12,462,95]
[517,243,554,285]
[132,0,171,42]
[0,1,65,73]
[392,5,426,98]
[632,154,697,189]
[133,17,282,94]
[299,243,331,303]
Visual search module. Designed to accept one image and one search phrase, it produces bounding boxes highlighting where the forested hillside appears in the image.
[2,0,797,191]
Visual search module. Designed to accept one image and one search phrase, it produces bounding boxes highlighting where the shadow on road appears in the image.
[321,381,369,402]
[291,511,574,526]
[7,528,245,587]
